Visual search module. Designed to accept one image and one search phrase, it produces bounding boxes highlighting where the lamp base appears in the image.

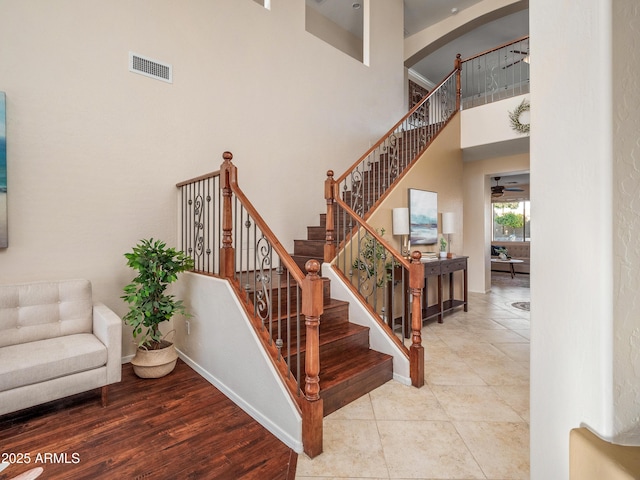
[401,236,411,258]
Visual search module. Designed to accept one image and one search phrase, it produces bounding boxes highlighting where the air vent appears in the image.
[129,52,172,83]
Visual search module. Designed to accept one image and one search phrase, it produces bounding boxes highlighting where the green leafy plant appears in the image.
[495,211,524,229]
[122,238,194,349]
[440,236,447,252]
[352,228,397,288]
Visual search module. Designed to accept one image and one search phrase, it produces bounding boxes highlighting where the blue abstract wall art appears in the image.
[0,92,7,248]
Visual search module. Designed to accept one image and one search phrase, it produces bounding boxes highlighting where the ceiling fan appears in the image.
[503,49,530,69]
[491,177,524,198]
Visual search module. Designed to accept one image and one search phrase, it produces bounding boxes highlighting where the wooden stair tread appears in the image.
[319,348,392,388]
[318,348,393,416]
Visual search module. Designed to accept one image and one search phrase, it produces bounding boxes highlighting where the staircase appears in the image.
[287,213,393,416]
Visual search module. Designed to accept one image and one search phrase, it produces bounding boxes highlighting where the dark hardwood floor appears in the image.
[0,360,297,480]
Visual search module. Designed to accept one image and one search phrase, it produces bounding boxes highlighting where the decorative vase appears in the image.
[131,340,178,379]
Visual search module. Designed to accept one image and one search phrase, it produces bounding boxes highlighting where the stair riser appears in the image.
[293,240,325,257]
[307,226,330,241]
[248,279,331,314]
[266,303,352,346]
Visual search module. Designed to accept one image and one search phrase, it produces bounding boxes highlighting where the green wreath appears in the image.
[508,99,530,135]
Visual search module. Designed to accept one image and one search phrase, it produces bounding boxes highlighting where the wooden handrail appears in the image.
[175,170,220,188]
[460,35,529,64]
[335,68,459,186]
[324,57,464,389]
[334,195,410,271]
[331,194,425,387]
[217,151,323,457]
[221,152,306,285]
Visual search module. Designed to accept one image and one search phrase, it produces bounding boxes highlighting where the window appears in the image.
[492,200,530,242]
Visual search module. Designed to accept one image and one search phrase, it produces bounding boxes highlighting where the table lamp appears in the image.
[392,207,410,257]
[442,212,455,258]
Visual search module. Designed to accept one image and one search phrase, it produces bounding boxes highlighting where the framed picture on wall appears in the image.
[0,92,6,248]
[408,188,437,245]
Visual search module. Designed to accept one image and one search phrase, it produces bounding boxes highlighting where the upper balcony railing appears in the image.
[460,35,529,109]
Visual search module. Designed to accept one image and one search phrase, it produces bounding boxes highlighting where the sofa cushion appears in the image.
[0,279,93,348]
[0,333,107,392]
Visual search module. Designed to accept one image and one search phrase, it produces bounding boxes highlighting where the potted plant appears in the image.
[439,236,447,258]
[122,238,194,378]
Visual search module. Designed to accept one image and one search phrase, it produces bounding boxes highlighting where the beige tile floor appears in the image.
[296,272,530,480]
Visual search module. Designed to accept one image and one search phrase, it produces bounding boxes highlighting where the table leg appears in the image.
[437,273,443,323]
[463,267,468,312]
[510,263,515,279]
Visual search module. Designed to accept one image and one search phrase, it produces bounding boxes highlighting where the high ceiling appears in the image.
[408,7,529,84]
[403,0,488,36]
[305,1,529,86]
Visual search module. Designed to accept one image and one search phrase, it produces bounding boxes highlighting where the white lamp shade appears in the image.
[442,212,455,234]
[392,208,410,235]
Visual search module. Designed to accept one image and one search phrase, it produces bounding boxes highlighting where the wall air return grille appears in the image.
[129,52,172,83]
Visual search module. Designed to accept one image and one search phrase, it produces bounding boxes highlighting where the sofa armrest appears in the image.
[93,303,122,384]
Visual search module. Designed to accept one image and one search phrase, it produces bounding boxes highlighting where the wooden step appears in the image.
[318,348,393,416]
[284,321,371,374]
[246,275,332,315]
[266,297,351,333]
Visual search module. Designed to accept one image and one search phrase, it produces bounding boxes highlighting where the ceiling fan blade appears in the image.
[504,187,524,192]
[510,50,529,55]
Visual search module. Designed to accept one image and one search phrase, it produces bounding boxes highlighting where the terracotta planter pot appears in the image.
[131,340,178,379]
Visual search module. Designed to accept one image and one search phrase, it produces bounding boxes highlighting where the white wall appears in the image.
[0,0,405,357]
[611,0,640,446]
[174,273,303,452]
[461,95,530,149]
[531,0,640,477]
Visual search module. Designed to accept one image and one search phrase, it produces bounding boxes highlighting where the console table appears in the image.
[388,256,468,337]
[421,256,468,324]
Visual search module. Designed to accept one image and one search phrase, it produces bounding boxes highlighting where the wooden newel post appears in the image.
[409,251,425,388]
[324,170,336,263]
[301,259,324,458]
[455,53,462,111]
[219,151,236,279]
